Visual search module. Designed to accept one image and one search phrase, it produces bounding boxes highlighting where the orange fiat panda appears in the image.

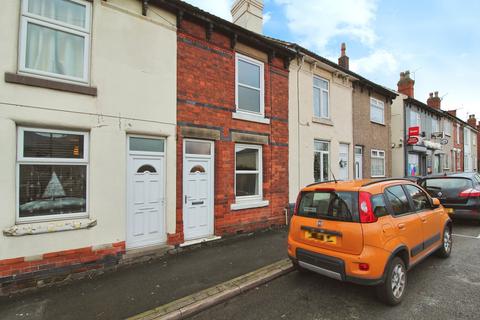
[288,179,452,305]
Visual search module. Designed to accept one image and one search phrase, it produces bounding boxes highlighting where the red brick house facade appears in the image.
[168,6,293,244]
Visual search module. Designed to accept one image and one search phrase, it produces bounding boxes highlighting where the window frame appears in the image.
[235,53,265,117]
[384,185,413,217]
[18,0,92,84]
[370,97,385,125]
[16,127,90,223]
[370,149,386,178]
[404,184,432,213]
[313,76,330,119]
[314,140,330,182]
[234,144,263,203]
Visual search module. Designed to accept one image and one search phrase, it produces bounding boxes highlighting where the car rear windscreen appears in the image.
[297,191,359,222]
[422,178,473,191]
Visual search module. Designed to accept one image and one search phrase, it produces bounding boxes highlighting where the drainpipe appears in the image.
[296,50,305,201]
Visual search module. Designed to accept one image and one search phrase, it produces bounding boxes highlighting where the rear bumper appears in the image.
[288,237,388,286]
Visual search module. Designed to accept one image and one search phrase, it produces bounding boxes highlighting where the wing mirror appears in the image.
[431,198,441,208]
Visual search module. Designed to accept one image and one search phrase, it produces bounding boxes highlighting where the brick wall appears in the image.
[0,242,125,296]
[171,20,289,244]
[352,88,392,178]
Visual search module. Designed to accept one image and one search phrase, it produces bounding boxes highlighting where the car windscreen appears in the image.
[296,191,359,222]
[421,178,473,191]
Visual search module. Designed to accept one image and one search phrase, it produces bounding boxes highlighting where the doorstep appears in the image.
[180,235,222,248]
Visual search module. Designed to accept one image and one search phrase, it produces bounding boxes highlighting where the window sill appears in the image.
[371,175,386,178]
[312,117,333,126]
[370,120,386,126]
[3,218,97,237]
[5,72,97,96]
[230,200,269,211]
[232,112,270,124]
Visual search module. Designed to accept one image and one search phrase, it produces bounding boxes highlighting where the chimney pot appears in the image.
[434,91,439,97]
[429,92,433,98]
[338,42,349,70]
[397,70,415,97]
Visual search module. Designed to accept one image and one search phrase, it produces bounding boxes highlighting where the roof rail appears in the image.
[305,180,339,187]
[361,178,413,187]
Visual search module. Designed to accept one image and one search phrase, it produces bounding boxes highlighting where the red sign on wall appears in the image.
[408,126,420,137]
[407,136,419,145]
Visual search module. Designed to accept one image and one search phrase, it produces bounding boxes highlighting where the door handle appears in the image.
[397,223,406,230]
[184,195,187,204]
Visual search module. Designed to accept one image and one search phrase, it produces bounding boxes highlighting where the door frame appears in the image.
[182,138,215,240]
[355,146,363,179]
[126,135,167,249]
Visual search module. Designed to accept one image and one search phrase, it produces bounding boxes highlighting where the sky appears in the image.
[184,0,479,123]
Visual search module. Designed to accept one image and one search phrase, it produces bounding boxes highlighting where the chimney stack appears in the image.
[467,114,477,127]
[447,110,457,117]
[426,91,441,109]
[397,70,415,97]
[338,42,349,70]
[231,0,264,34]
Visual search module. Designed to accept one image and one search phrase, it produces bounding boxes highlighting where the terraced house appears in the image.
[337,45,397,179]
[287,44,355,203]
[0,0,178,294]
[171,0,294,244]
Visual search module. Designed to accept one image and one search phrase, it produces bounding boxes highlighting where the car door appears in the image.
[384,185,424,262]
[404,184,442,253]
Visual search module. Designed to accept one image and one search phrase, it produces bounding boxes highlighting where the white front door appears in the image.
[183,140,214,241]
[127,137,166,249]
[339,143,349,180]
[355,146,363,179]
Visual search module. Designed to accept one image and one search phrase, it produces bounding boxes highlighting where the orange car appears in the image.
[288,179,452,305]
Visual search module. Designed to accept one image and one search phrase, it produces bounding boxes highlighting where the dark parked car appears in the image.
[418,173,480,221]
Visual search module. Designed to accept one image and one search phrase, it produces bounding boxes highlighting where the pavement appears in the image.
[0,228,288,320]
[188,220,480,320]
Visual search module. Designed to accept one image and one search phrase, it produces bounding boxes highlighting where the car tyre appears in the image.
[376,257,407,306]
[436,226,452,258]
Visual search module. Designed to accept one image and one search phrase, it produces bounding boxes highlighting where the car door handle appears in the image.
[420,217,427,223]
[397,223,406,230]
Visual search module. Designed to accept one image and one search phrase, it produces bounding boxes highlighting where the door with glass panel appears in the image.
[127,137,166,249]
[339,143,349,180]
[355,146,363,179]
[314,140,329,182]
[183,140,214,241]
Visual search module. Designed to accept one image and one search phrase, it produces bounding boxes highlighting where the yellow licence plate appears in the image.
[446,208,454,214]
[305,231,337,244]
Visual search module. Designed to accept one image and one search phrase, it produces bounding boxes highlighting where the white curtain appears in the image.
[25,0,86,78]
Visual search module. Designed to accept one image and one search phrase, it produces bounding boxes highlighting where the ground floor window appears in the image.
[371,149,385,177]
[314,140,329,182]
[235,144,262,201]
[17,127,89,222]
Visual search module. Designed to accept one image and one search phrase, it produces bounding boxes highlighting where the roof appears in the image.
[151,0,296,60]
[288,44,398,99]
[302,178,413,192]
[404,97,478,132]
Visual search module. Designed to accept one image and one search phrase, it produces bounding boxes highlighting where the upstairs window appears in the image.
[235,54,264,115]
[409,109,421,128]
[370,97,385,124]
[313,77,329,118]
[19,0,92,83]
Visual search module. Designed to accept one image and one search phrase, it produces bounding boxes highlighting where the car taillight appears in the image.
[459,188,480,198]
[359,263,370,271]
[359,191,377,223]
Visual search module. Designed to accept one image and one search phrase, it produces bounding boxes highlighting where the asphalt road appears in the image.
[191,220,480,320]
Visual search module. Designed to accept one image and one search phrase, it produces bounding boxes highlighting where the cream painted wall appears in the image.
[0,0,177,259]
[288,59,354,203]
[390,94,406,177]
